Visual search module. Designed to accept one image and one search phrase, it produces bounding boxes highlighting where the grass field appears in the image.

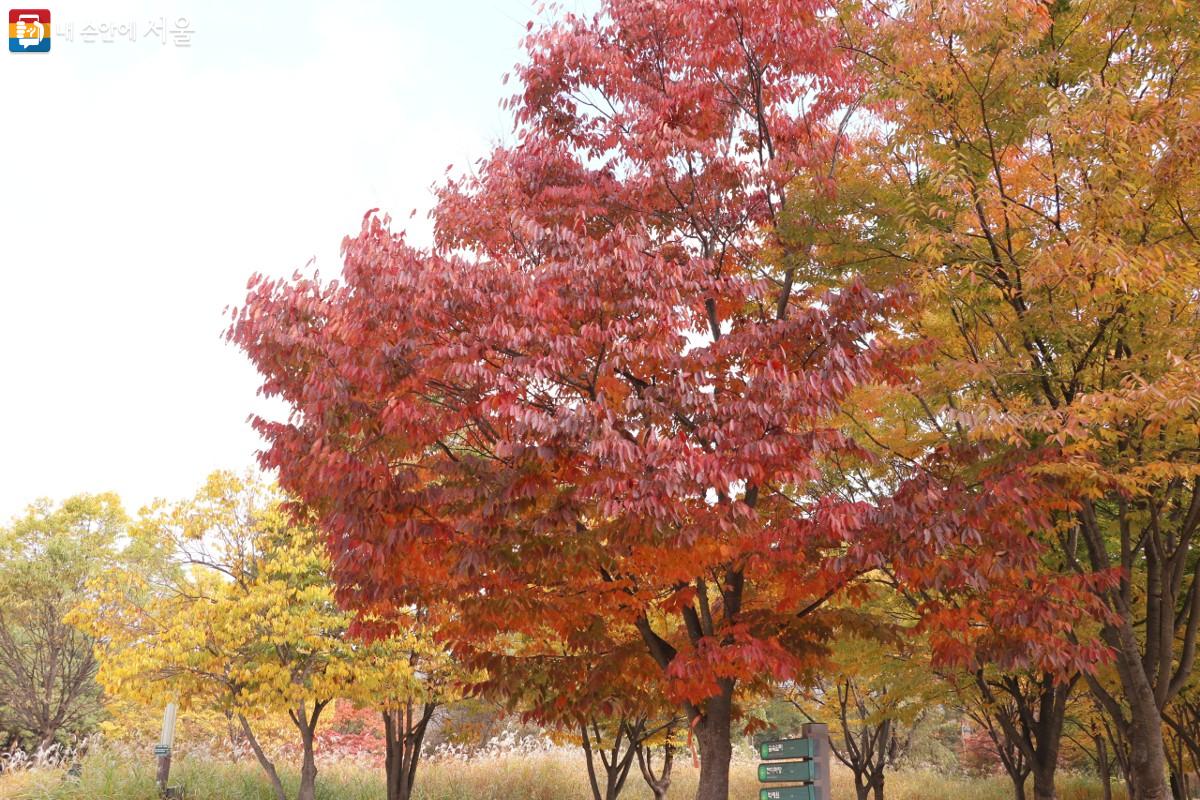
[0,749,1123,800]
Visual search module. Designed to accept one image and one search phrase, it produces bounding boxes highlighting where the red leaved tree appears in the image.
[229,2,1103,797]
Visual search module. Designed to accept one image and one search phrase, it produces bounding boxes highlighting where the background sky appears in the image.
[1,0,587,520]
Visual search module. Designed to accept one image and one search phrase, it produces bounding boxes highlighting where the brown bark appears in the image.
[965,697,1031,800]
[1077,489,1197,800]
[1096,732,1114,800]
[237,713,288,800]
[823,675,917,800]
[974,672,1075,800]
[1088,624,1172,800]
[635,720,676,800]
[290,700,327,800]
[693,685,733,800]
[1032,761,1058,800]
[633,565,747,800]
[383,701,437,800]
[1011,772,1029,800]
[580,717,643,800]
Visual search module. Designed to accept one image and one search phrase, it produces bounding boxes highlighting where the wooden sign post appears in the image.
[758,722,831,800]
[155,702,178,797]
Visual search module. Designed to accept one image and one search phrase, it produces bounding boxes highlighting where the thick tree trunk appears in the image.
[634,568,743,800]
[1125,709,1170,800]
[1029,685,1065,800]
[384,711,406,800]
[1032,761,1058,800]
[1078,497,1185,800]
[384,703,436,800]
[693,686,733,800]
[1110,623,1172,800]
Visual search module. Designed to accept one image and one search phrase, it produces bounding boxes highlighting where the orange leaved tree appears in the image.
[814,0,1200,797]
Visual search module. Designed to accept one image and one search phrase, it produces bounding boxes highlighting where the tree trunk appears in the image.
[297,732,317,800]
[972,672,1073,800]
[1079,497,1180,800]
[1095,733,1114,800]
[384,702,436,800]
[693,686,733,800]
[292,700,327,800]
[1032,760,1058,800]
[581,718,642,800]
[1128,706,1171,799]
[384,711,405,800]
[634,568,742,800]
[237,713,288,800]
[224,710,243,763]
[1011,771,1028,800]
[1114,630,1172,800]
[636,731,675,800]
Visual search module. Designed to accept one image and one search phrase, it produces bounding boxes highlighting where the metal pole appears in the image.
[155,702,178,792]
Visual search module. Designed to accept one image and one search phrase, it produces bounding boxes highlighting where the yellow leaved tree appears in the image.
[784,596,939,800]
[76,471,356,800]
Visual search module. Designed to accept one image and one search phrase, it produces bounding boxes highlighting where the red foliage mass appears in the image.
[228,0,1108,789]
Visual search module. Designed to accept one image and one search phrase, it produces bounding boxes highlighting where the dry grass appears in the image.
[0,749,1122,800]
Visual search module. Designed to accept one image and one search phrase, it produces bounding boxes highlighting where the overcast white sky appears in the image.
[0,0,584,521]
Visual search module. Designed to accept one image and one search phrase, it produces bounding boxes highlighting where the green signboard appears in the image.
[760,786,817,800]
[759,760,817,783]
[760,738,815,760]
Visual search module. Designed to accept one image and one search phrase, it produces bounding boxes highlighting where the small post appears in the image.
[800,722,831,800]
[155,702,178,795]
